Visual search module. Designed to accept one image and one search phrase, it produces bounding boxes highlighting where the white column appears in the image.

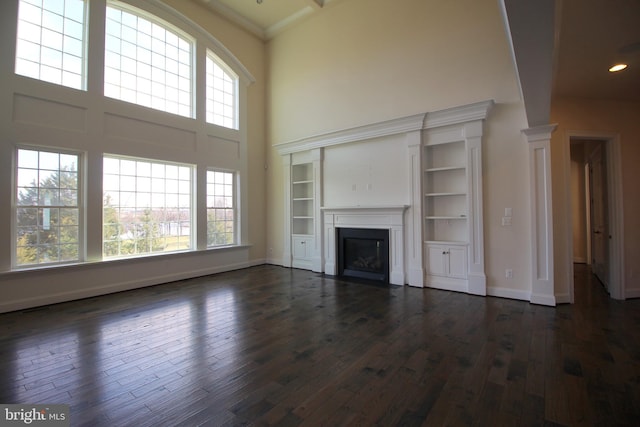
[311,148,323,272]
[323,212,336,275]
[465,120,487,295]
[282,154,292,267]
[523,124,557,306]
[406,130,424,286]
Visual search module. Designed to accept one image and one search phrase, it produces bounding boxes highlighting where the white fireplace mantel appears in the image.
[322,205,409,285]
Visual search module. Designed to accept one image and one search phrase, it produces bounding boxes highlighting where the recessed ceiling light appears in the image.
[609,64,628,72]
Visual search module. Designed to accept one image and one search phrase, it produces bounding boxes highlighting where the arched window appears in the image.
[104,1,194,118]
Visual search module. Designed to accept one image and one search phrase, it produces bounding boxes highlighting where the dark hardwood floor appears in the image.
[1,264,639,426]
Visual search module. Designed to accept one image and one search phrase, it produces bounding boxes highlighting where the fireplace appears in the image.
[322,206,408,285]
[337,228,389,282]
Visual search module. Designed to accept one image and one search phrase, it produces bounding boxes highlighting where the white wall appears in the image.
[0,0,267,312]
[323,136,409,207]
[266,0,534,299]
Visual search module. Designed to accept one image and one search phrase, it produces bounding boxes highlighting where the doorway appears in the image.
[570,139,609,293]
[566,133,624,302]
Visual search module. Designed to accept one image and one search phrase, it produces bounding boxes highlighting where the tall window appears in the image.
[104,2,193,117]
[15,148,81,266]
[15,0,87,90]
[103,156,193,258]
[206,51,238,129]
[207,170,235,246]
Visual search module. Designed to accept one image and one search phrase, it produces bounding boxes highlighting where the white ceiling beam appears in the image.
[199,0,266,40]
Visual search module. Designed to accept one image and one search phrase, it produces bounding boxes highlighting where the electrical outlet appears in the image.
[501,217,512,226]
[505,269,513,278]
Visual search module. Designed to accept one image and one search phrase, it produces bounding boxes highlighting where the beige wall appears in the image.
[266,0,535,297]
[268,0,520,144]
[551,97,640,297]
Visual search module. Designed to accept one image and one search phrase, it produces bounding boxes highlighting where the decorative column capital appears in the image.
[522,124,558,142]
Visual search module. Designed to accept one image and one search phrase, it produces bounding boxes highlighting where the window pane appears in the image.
[15,148,81,266]
[103,155,194,258]
[104,2,193,118]
[206,170,235,247]
[205,52,238,129]
[15,0,87,90]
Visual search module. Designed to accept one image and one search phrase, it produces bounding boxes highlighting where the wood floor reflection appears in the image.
[1,264,639,426]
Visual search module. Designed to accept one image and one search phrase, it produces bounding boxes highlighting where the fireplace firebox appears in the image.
[337,228,390,282]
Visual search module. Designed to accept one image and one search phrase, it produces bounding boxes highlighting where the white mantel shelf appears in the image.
[321,205,409,212]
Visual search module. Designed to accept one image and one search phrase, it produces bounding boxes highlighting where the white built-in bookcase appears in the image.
[420,101,492,295]
[281,149,322,271]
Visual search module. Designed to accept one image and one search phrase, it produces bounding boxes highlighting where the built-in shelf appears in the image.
[425,240,468,245]
[425,192,466,197]
[284,151,322,272]
[426,216,467,221]
[425,166,466,172]
[422,122,485,295]
[423,140,468,245]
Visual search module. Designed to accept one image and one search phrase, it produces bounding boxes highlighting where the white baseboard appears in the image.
[486,286,530,301]
[625,288,640,299]
[0,259,267,314]
[425,276,467,294]
[265,257,284,267]
[530,293,556,306]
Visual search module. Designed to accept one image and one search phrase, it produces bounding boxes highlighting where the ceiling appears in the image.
[194,0,640,118]
[194,0,339,40]
[553,0,640,102]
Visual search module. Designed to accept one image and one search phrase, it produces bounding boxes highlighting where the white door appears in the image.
[589,144,609,290]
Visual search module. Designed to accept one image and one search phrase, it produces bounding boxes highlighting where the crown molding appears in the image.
[275,100,495,156]
[265,6,314,39]
[423,99,495,129]
[522,123,558,142]
[275,114,426,156]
